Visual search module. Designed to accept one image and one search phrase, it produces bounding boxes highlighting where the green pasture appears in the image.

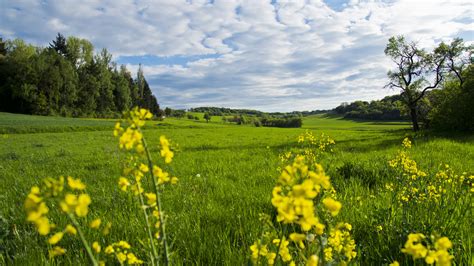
[0,112,472,265]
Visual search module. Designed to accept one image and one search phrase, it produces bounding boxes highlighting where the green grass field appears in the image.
[0,112,472,265]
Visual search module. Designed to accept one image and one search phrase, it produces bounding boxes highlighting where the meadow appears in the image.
[0,112,472,265]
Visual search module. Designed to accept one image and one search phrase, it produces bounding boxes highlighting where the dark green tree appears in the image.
[385,36,447,131]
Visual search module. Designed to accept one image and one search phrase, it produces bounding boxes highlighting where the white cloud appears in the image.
[1,0,472,111]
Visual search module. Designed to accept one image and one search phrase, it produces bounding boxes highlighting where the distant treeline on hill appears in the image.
[0,33,160,117]
[188,107,326,118]
[333,95,409,121]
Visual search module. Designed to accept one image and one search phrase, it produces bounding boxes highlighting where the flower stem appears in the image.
[67,213,98,266]
[141,133,170,265]
[137,186,158,266]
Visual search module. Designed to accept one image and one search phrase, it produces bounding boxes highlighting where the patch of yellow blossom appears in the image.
[252,151,356,265]
[104,241,144,265]
[388,138,473,205]
[325,223,357,262]
[401,233,453,266]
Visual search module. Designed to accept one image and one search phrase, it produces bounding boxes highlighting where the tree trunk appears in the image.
[410,106,419,131]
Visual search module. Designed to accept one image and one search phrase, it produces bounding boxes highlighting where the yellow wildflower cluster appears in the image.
[280,131,335,169]
[324,223,357,262]
[24,176,139,264]
[25,176,91,249]
[389,138,426,180]
[388,138,473,204]
[104,241,144,265]
[114,107,153,154]
[114,108,178,264]
[298,131,335,153]
[401,233,453,266]
[272,156,333,231]
[252,150,356,265]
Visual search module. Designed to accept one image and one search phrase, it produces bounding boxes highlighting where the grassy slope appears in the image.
[0,112,472,265]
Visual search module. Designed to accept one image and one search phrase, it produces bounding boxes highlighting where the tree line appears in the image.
[0,33,160,117]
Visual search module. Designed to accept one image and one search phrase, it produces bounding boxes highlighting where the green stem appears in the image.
[141,132,170,265]
[67,213,98,266]
[137,186,158,266]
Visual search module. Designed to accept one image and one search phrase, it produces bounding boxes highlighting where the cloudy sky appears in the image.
[1,0,473,111]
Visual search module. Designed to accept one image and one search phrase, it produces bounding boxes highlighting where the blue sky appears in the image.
[1,0,472,111]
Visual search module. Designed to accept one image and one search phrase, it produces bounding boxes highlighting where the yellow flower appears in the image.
[48,232,64,245]
[127,253,144,264]
[48,246,66,258]
[75,194,91,217]
[324,247,333,261]
[65,224,77,235]
[117,241,131,249]
[389,261,400,266]
[376,225,383,232]
[401,233,428,259]
[289,233,306,249]
[402,137,412,148]
[117,252,127,263]
[139,163,149,173]
[113,122,123,137]
[267,252,277,265]
[118,177,131,191]
[104,245,114,254]
[92,241,101,253]
[435,237,452,250]
[36,217,51,235]
[145,193,157,205]
[322,198,342,216]
[67,176,86,190]
[89,218,101,229]
[60,193,77,213]
[315,222,325,235]
[171,176,179,184]
[306,255,319,266]
[159,136,174,163]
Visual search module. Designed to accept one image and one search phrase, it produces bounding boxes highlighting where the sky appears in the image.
[1,0,473,111]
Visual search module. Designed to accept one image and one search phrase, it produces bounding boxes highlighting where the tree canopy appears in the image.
[0,34,160,117]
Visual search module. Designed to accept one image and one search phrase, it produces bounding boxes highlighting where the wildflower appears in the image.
[89,218,101,229]
[65,224,77,235]
[104,245,114,254]
[139,163,149,173]
[117,252,127,263]
[289,233,306,249]
[402,137,412,149]
[307,255,319,266]
[92,241,101,253]
[145,193,157,206]
[250,241,268,261]
[389,261,400,266]
[75,194,91,217]
[118,177,130,191]
[265,252,276,265]
[127,253,144,264]
[160,135,174,163]
[402,233,428,259]
[117,240,131,249]
[48,232,64,245]
[376,225,383,232]
[36,217,51,235]
[49,246,66,258]
[67,176,86,190]
[324,247,333,261]
[322,197,342,216]
[435,237,452,250]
